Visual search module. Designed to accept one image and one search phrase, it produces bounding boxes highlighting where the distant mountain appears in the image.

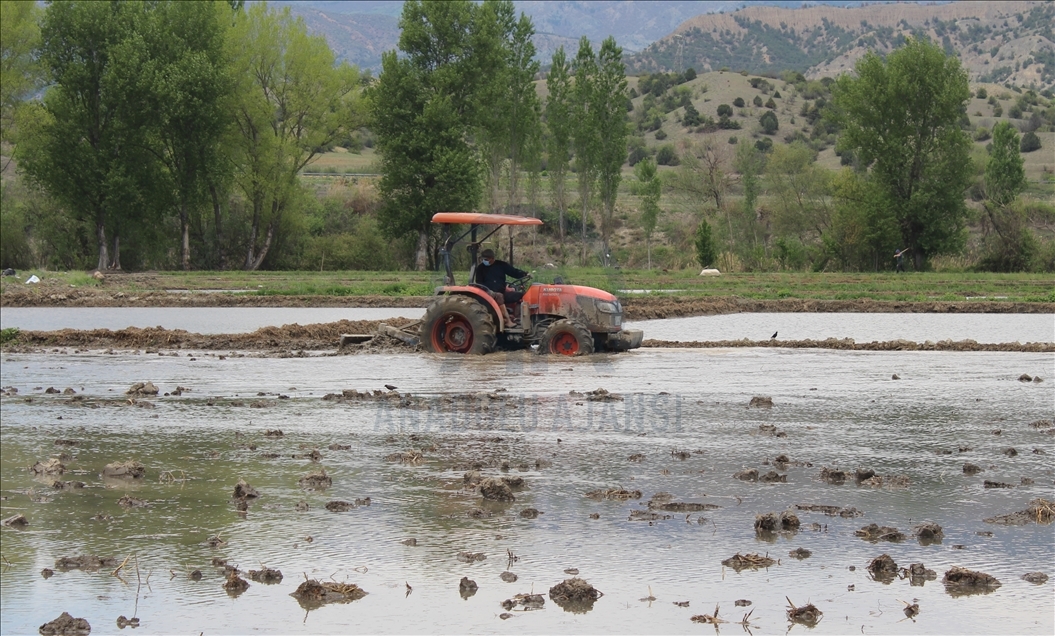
[629,0,1054,90]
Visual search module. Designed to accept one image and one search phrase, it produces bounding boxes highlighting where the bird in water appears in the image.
[385,384,398,391]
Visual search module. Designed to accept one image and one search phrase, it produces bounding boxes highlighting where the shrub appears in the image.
[976,87,988,99]
[682,103,703,127]
[992,104,1003,117]
[1009,104,1023,119]
[755,137,774,153]
[717,116,741,130]
[773,90,781,98]
[694,220,717,267]
[759,110,779,134]
[733,97,745,107]
[753,95,763,107]
[717,103,733,117]
[654,128,667,140]
[1020,130,1042,152]
[627,146,649,166]
[974,126,991,141]
[656,144,679,165]
[765,97,777,109]
[728,136,738,144]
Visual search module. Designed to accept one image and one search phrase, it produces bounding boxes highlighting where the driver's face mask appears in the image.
[482,259,491,266]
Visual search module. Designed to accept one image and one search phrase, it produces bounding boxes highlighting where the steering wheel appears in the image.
[510,272,533,293]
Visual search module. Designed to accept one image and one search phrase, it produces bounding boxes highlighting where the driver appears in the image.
[475,248,527,325]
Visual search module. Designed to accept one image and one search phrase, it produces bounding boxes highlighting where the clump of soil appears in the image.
[117,496,148,508]
[519,508,541,519]
[52,480,85,490]
[721,553,776,572]
[459,577,478,599]
[291,579,367,608]
[963,463,983,475]
[30,458,66,476]
[467,508,492,519]
[749,396,773,408]
[102,460,145,478]
[325,498,369,511]
[298,469,331,489]
[650,501,720,512]
[3,514,28,527]
[867,554,899,582]
[757,424,786,437]
[734,469,758,482]
[1022,572,1048,584]
[233,479,259,499]
[501,593,545,611]
[500,571,518,582]
[501,476,524,488]
[126,381,158,396]
[1004,447,1018,457]
[55,555,117,571]
[1028,419,1053,429]
[754,511,800,534]
[263,429,284,438]
[585,488,642,501]
[759,470,787,483]
[54,439,78,447]
[629,510,672,522]
[628,453,645,462]
[794,504,863,517]
[38,612,91,635]
[984,498,1055,525]
[328,443,350,451]
[984,480,1015,489]
[858,473,911,488]
[855,523,905,542]
[549,578,602,613]
[786,598,822,626]
[573,388,622,402]
[914,522,944,545]
[479,477,515,502]
[819,467,846,484]
[116,616,140,628]
[223,572,249,596]
[462,470,482,487]
[789,548,812,559]
[456,552,486,563]
[247,568,283,583]
[942,566,1001,594]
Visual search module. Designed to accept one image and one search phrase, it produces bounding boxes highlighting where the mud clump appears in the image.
[913,522,943,545]
[500,571,518,582]
[38,612,91,635]
[867,554,899,582]
[903,563,937,585]
[963,463,983,475]
[1028,419,1053,429]
[983,498,1055,525]
[298,469,332,489]
[754,511,800,534]
[749,396,773,408]
[819,467,846,484]
[291,579,367,608]
[30,458,66,476]
[629,510,672,522]
[501,593,545,611]
[223,572,249,596]
[55,555,117,571]
[479,477,515,502]
[628,453,645,462]
[247,568,283,584]
[721,553,776,572]
[233,479,259,499]
[325,498,369,511]
[1022,572,1048,584]
[789,547,812,559]
[942,566,1001,595]
[52,481,85,490]
[855,523,905,542]
[759,470,787,483]
[102,460,145,479]
[984,480,1014,489]
[519,508,541,519]
[794,504,863,517]
[385,449,423,464]
[757,423,786,437]
[3,514,28,527]
[549,578,602,613]
[585,488,642,501]
[650,501,720,512]
[263,429,284,438]
[459,577,478,599]
[734,469,758,482]
[126,382,158,396]
[456,552,486,563]
[115,616,140,629]
[786,599,822,627]
[117,496,148,508]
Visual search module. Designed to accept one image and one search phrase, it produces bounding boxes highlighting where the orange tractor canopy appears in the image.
[421,212,643,355]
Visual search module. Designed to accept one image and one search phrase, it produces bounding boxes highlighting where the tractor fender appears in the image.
[435,286,505,331]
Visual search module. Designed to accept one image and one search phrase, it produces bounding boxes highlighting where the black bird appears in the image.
[771,332,778,339]
[385,384,398,391]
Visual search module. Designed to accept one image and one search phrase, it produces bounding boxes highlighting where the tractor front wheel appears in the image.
[540,319,594,356]
[420,295,497,354]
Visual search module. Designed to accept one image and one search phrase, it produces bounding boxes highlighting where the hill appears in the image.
[630,1,1055,91]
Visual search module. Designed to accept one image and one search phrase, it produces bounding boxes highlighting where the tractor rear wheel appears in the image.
[540,319,594,356]
[420,295,496,354]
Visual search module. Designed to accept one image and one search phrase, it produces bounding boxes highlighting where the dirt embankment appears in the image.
[2,281,1051,319]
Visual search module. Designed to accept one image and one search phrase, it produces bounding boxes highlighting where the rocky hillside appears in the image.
[630,1,1055,91]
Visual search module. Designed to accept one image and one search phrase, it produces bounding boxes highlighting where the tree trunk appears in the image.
[414,230,429,271]
[647,236,651,270]
[244,198,261,270]
[180,201,191,270]
[96,221,109,272]
[110,234,121,270]
[246,221,275,271]
[210,184,226,270]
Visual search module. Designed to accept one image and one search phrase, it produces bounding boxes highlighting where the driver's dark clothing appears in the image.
[475,260,526,305]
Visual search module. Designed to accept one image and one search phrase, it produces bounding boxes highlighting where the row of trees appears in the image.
[3,0,363,271]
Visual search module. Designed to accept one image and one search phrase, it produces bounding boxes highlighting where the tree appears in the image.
[759,110,778,134]
[593,36,628,264]
[981,121,1032,271]
[571,37,598,264]
[1019,130,1042,152]
[695,219,717,267]
[16,1,157,271]
[546,46,572,253]
[371,0,497,269]
[767,142,834,244]
[734,142,766,251]
[228,3,362,271]
[830,37,973,270]
[717,103,733,117]
[633,157,661,268]
[0,0,44,153]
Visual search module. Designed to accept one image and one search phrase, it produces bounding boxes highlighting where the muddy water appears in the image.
[1,348,1053,635]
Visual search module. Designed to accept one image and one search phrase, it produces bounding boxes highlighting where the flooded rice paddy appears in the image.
[1,313,1053,634]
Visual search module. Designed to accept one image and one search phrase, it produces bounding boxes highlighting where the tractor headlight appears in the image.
[596,301,619,314]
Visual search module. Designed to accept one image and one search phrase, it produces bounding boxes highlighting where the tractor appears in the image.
[420,212,643,355]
